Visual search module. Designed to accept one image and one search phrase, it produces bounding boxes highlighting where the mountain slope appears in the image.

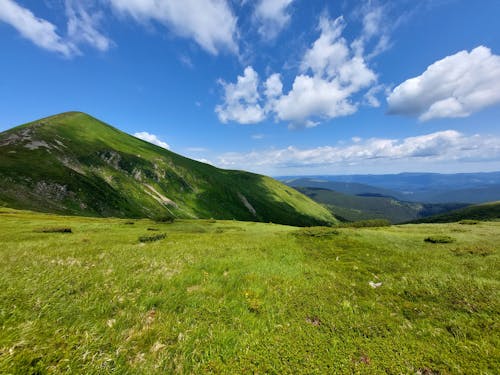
[0,112,335,226]
[413,201,500,223]
[295,187,467,223]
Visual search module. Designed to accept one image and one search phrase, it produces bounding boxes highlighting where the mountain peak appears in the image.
[0,113,336,226]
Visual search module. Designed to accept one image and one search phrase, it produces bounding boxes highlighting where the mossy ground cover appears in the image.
[0,208,499,374]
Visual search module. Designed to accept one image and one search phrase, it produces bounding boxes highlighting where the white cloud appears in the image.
[194,158,214,166]
[214,130,500,174]
[0,0,78,57]
[254,0,294,40]
[133,132,170,149]
[264,73,283,99]
[387,46,500,121]
[107,0,238,55]
[215,66,266,124]
[66,0,112,52]
[216,15,377,127]
[274,75,359,125]
[186,147,208,152]
[353,2,391,58]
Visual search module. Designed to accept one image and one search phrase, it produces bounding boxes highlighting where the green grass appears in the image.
[0,112,335,226]
[0,207,499,373]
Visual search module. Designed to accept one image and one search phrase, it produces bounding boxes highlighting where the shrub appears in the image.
[451,246,494,256]
[35,227,72,233]
[153,216,175,223]
[147,227,159,231]
[424,235,454,244]
[294,227,339,237]
[340,219,391,228]
[138,233,166,243]
[459,220,479,225]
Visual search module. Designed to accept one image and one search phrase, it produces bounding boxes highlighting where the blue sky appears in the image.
[1,0,499,175]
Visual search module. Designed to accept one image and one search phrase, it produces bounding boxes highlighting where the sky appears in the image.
[1,0,499,176]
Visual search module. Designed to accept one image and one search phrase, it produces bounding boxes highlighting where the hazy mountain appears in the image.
[279,173,500,204]
[295,187,467,224]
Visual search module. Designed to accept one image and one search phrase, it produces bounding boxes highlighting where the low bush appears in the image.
[340,219,391,228]
[294,227,339,237]
[424,235,454,244]
[451,246,494,256]
[459,219,479,225]
[35,227,72,233]
[153,216,175,223]
[138,233,166,243]
[147,227,159,231]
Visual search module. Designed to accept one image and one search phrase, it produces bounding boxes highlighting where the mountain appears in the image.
[413,201,500,223]
[0,112,335,226]
[282,177,403,199]
[295,187,467,224]
[278,173,500,204]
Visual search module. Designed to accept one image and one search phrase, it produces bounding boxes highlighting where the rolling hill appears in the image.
[295,187,467,223]
[0,112,335,226]
[413,201,500,223]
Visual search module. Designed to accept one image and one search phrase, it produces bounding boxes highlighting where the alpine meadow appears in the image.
[1,0,500,374]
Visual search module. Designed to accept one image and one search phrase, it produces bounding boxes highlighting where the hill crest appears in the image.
[0,112,336,226]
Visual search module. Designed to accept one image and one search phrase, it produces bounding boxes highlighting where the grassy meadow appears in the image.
[0,208,499,374]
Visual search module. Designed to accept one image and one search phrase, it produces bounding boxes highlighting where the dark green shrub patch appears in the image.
[153,216,175,223]
[294,226,340,237]
[35,227,72,233]
[340,219,391,228]
[424,235,454,244]
[451,246,494,256]
[147,227,159,231]
[138,233,166,243]
[459,219,479,225]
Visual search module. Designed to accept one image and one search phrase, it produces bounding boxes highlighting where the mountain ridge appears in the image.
[0,112,336,226]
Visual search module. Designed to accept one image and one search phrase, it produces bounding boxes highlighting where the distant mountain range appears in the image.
[0,112,335,226]
[294,187,467,224]
[280,173,500,204]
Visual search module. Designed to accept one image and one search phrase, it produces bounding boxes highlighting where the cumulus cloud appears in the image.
[215,66,266,124]
[133,132,170,149]
[387,46,500,121]
[107,0,238,55]
[215,130,500,173]
[254,0,294,40]
[216,15,377,127]
[0,0,78,57]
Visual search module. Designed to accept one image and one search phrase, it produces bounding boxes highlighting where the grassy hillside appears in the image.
[415,201,500,223]
[0,208,498,373]
[0,112,335,226]
[296,187,466,224]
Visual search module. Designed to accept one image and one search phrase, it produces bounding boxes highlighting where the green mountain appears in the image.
[295,187,466,224]
[0,112,336,226]
[413,201,500,223]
